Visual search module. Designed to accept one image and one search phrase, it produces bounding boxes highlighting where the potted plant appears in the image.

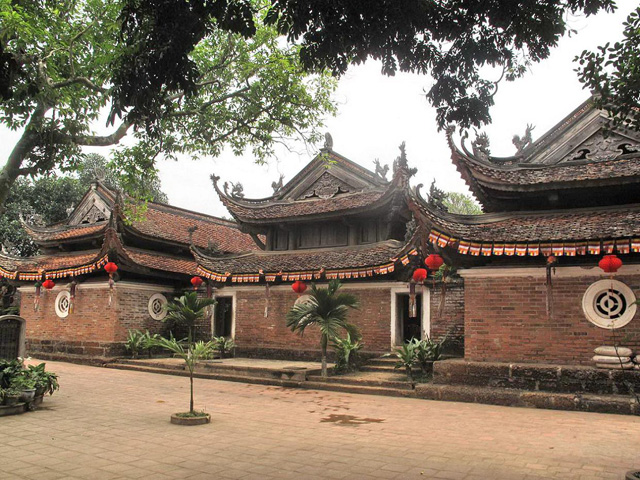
[152,336,215,425]
[10,374,37,403]
[26,363,59,397]
[2,386,22,406]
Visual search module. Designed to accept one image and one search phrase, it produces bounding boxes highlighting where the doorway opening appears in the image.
[214,297,233,338]
[395,293,422,345]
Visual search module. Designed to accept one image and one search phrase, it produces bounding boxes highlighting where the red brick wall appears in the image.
[464,273,640,364]
[232,285,392,357]
[430,282,465,354]
[20,282,174,357]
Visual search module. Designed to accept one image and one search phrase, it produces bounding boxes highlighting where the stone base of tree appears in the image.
[170,412,210,426]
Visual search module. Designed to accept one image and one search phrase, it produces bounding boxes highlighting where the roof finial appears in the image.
[271,174,284,194]
[512,124,535,154]
[323,132,333,150]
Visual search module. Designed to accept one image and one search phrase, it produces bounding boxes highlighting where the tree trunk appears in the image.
[321,335,328,378]
[0,103,52,210]
[189,373,194,413]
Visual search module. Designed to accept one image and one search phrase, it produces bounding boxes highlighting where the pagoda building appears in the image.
[409,98,640,365]
[199,141,462,358]
[0,182,257,358]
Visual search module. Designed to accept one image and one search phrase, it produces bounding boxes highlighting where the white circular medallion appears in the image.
[582,279,637,329]
[148,293,168,320]
[55,291,71,318]
[294,294,313,306]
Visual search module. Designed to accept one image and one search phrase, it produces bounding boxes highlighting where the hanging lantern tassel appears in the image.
[104,262,118,307]
[545,256,557,319]
[264,283,270,318]
[439,267,449,318]
[409,282,417,318]
[34,281,42,312]
[69,280,77,314]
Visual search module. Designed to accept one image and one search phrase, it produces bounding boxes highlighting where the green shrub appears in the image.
[332,333,363,373]
[212,336,236,358]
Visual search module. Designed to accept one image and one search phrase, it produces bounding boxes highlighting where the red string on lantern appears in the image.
[598,254,623,274]
[42,279,55,290]
[292,281,307,296]
[104,262,118,306]
[425,254,444,271]
[191,276,204,290]
[412,268,428,283]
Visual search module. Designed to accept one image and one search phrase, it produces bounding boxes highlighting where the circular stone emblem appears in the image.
[148,293,168,320]
[55,291,71,318]
[294,294,313,306]
[582,279,637,329]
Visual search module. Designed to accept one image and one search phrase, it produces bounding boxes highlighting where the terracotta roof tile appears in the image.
[131,205,258,253]
[124,248,198,275]
[414,200,640,243]
[196,240,405,274]
[220,190,387,222]
[23,222,107,243]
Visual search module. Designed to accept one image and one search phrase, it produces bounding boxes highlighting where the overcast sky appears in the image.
[1,4,636,218]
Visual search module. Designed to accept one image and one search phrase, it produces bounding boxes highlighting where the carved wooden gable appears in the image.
[521,105,640,166]
[561,131,640,163]
[279,153,388,202]
[297,172,355,200]
[68,188,112,225]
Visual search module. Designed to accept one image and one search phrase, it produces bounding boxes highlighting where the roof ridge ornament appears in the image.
[223,181,244,199]
[512,124,535,154]
[373,159,389,180]
[323,132,333,150]
[271,174,284,194]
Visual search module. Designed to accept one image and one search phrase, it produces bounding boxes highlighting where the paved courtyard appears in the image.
[1,360,639,480]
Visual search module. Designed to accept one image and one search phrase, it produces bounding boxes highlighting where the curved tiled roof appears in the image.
[217,190,388,223]
[124,247,198,276]
[0,250,108,280]
[22,222,108,243]
[129,203,259,252]
[413,198,640,243]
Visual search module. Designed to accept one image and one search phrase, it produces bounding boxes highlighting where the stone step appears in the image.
[365,357,398,366]
[303,381,416,398]
[105,363,304,388]
[113,359,321,381]
[415,383,639,416]
[307,374,413,390]
[360,364,423,374]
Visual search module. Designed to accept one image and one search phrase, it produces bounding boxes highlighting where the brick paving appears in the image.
[1,360,639,480]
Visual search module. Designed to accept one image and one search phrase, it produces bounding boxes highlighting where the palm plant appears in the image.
[165,292,216,343]
[286,280,360,377]
[152,336,215,414]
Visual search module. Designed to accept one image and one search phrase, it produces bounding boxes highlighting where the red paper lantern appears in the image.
[191,276,204,290]
[104,262,118,275]
[42,279,55,290]
[412,268,428,283]
[546,255,557,265]
[425,254,444,271]
[598,254,623,273]
[292,281,307,294]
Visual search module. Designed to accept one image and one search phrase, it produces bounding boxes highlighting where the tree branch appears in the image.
[70,121,132,146]
[50,77,107,93]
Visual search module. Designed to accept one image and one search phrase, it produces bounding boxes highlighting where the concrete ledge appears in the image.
[433,359,640,395]
[416,383,639,416]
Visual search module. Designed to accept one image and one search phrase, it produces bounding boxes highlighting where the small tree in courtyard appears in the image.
[164,292,216,343]
[286,280,360,377]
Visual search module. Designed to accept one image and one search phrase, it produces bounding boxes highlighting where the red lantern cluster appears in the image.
[425,254,444,271]
[412,268,428,283]
[42,279,55,290]
[191,276,204,290]
[104,262,118,275]
[292,281,307,294]
[598,254,623,273]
